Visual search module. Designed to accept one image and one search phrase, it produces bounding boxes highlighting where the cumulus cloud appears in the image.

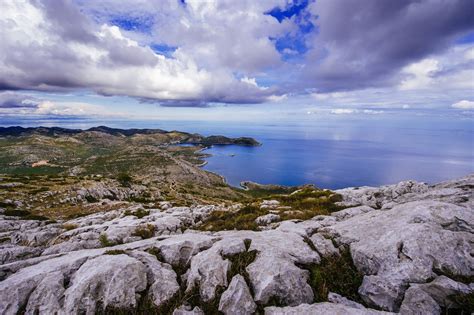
[0,0,282,104]
[0,92,40,108]
[452,100,474,109]
[0,0,473,110]
[305,0,474,92]
[0,92,120,117]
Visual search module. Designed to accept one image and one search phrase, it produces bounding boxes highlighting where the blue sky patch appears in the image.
[150,44,177,58]
[110,15,154,33]
[266,0,311,22]
[456,31,474,44]
[266,0,314,59]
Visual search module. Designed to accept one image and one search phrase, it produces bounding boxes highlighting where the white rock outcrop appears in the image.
[0,174,472,314]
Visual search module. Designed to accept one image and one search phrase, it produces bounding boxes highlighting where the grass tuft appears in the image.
[124,208,150,219]
[99,233,113,247]
[62,223,78,231]
[132,224,156,239]
[104,249,126,255]
[308,246,364,303]
[198,204,266,231]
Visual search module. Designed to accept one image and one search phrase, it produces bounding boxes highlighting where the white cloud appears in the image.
[0,0,283,104]
[399,45,474,91]
[362,109,384,115]
[399,59,439,90]
[331,108,357,115]
[452,100,474,110]
[0,92,124,117]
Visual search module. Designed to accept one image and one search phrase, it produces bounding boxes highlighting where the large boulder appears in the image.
[63,254,147,314]
[320,200,474,311]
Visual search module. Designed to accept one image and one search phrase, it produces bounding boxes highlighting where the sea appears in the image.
[1,114,473,189]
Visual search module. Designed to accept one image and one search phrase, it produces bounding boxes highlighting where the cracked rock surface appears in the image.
[0,174,472,314]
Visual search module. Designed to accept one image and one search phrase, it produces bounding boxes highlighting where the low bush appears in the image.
[132,224,156,239]
[198,204,266,231]
[448,292,474,314]
[63,223,78,231]
[124,208,150,219]
[99,234,113,247]
[308,246,364,303]
[117,172,133,187]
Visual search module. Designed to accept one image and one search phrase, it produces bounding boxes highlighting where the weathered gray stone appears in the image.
[24,271,65,315]
[255,213,280,225]
[417,276,473,308]
[320,200,474,311]
[63,254,147,314]
[219,275,257,315]
[0,250,97,315]
[328,292,366,310]
[0,175,472,314]
[265,302,393,314]
[128,251,180,308]
[399,286,441,315]
[0,245,42,264]
[185,239,235,302]
[331,205,375,221]
[309,233,339,257]
[173,305,205,315]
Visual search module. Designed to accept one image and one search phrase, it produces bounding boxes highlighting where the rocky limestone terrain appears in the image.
[0,174,472,314]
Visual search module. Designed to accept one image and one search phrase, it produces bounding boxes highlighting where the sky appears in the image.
[0,0,473,122]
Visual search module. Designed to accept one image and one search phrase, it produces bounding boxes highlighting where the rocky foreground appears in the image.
[0,174,473,314]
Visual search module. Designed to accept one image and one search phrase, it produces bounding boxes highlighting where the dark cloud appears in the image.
[34,0,97,43]
[0,93,40,108]
[305,0,474,92]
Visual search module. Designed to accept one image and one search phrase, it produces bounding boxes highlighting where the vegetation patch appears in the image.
[132,224,156,239]
[3,209,50,221]
[104,249,126,255]
[99,234,113,247]
[199,187,343,231]
[198,204,266,231]
[224,244,258,284]
[446,292,474,314]
[85,195,99,203]
[62,223,78,231]
[117,172,133,187]
[124,208,150,219]
[274,188,343,220]
[434,266,474,284]
[308,246,364,304]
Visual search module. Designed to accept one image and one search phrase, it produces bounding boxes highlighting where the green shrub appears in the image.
[448,292,474,313]
[99,234,113,247]
[85,195,99,203]
[198,204,266,231]
[309,247,364,303]
[117,172,133,187]
[132,224,156,239]
[124,208,149,219]
[3,209,31,217]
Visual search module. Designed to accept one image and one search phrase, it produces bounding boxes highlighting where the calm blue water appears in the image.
[1,115,473,189]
